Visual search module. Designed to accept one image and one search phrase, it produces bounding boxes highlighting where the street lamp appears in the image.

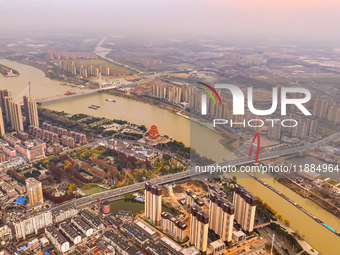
[270,234,275,255]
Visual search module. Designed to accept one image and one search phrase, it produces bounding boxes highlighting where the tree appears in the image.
[284,219,291,227]
[64,160,72,170]
[68,183,76,191]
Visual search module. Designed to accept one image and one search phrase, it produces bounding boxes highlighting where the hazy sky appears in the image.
[1,0,340,42]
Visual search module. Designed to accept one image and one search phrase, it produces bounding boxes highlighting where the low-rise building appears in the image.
[53,207,78,223]
[134,221,158,241]
[45,225,70,253]
[159,236,182,255]
[103,230,136,255]
[160,212,187,242]
[185,189,204,208]
[79,209,103,229]
[59,222,82,244]
[71,215,93,237]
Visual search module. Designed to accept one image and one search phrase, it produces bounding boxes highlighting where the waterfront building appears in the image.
[148,125,160,140]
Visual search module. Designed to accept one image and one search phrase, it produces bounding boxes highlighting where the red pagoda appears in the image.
[148,125,160,140]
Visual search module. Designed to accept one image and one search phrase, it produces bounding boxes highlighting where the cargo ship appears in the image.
[89,105,100,110]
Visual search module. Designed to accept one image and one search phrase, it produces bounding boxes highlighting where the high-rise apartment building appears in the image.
[8,99,24,132]
[267,122,282,141]
[189,205,209,255]
[327,103,340,124]
[0,89,11,121]
[209,191,235,243]
[23,96,39,127]
[233,184,258,233]
[145,182,162,225]
[0,108,5,137]
[23,83,39,127]
[312,98,329,119]
[26,178,43,206]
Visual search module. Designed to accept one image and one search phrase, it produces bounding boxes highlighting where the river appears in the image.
[0,59,339,254]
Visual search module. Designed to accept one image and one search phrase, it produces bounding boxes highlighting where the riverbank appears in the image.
[278,178,340,218]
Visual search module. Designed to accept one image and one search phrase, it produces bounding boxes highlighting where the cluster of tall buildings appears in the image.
[313,97,340,124]
[57,60,111,78]
[151,85,189,105]
[0,87,39,135]
[140,59,162,66]
[268,116,318,141]
[0,88,47,162]
[150,84,256,129]
[46,50,98,60]
[144,181,257,255]
[188,184,257,254]
[223,52,267,65]
[144,182,188,242]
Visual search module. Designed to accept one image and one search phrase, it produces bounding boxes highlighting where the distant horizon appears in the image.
[1,0,340,45]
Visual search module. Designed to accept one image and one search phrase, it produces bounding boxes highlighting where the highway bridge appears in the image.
[22,85,117,105]
[50,131,340,213]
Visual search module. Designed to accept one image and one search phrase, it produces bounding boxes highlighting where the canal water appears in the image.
[109,199,173,214]
[1,59,340,254]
